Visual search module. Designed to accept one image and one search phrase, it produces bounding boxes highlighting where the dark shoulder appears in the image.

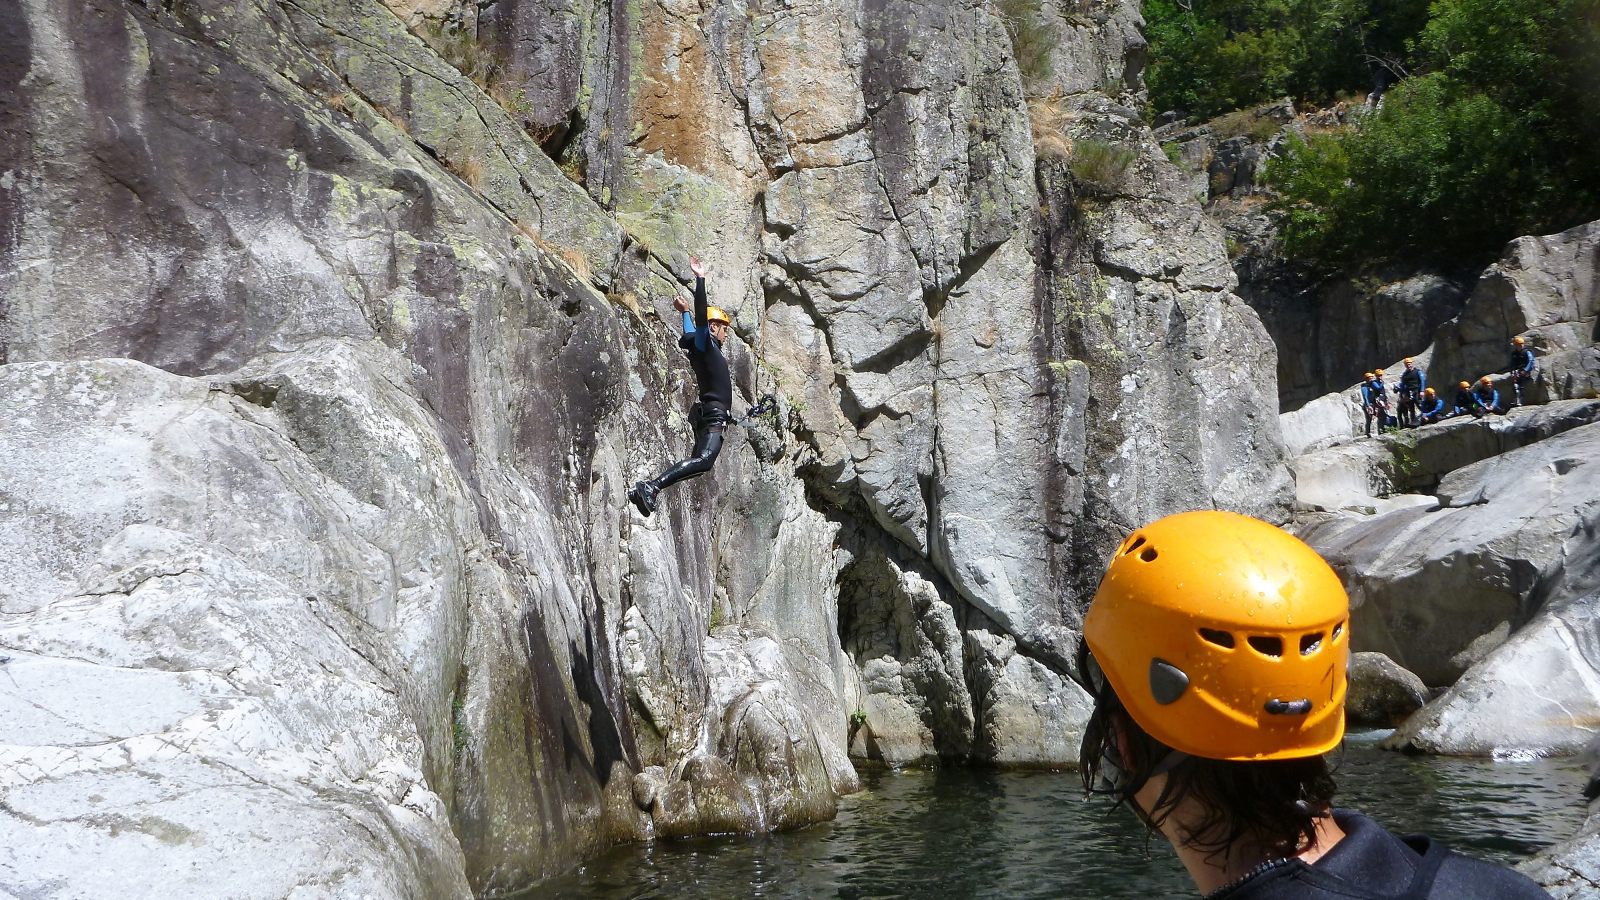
[678,332,696,351]
[1433,851,1553,899]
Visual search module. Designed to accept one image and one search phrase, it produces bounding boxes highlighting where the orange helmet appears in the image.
[1082,511,1349,761]
[1459,381,1470,389]
[1513,336,1526,347]
[1424,387,1436,397]
[1363,372,1374,380]
[1480,376,1493,385]
[1404,357,1414,364]
[706,306,732,326]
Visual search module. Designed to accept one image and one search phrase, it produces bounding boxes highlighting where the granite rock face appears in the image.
[0,0,1292,893]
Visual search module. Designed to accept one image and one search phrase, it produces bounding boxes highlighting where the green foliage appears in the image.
[451,692,469,756]
[1267,0,1600,265]
[998,0,1060,89]
[1143,0,1431,118]
[1070,140,1138,193]
[1161,140,1184,165]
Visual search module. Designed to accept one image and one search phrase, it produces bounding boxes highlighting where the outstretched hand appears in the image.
[673,294,692,313]
[689,256,707,278]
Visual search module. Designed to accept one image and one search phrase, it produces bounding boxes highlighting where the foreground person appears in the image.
[1077,510,1551,899]
[628,256,733,517]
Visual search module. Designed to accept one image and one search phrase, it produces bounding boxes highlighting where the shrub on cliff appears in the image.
[1143,0,1430,118]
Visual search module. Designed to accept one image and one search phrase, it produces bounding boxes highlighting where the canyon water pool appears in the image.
[526,735,1590,899]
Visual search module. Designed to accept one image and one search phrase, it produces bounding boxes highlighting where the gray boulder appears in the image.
[1305,422,1600,690]
[1346,652,1429,728]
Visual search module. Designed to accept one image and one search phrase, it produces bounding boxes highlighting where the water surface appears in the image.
[527,738,1588,899]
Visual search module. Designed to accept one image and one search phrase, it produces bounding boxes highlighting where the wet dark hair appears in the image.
[1077,645,1339,862]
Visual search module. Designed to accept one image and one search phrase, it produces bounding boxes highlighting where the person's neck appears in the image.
[1134,779,1346,896]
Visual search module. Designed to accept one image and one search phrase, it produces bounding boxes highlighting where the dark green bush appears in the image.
[1267,0,1600,265]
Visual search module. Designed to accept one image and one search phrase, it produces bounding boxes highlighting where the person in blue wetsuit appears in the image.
[1453,380,1476,418]
[1359,373,1390,436]
[1472,376,1500,416]
[1417,387,1447,425]
[1508,337,1536,407]
[628,256,734,518]
[1396,358,1426,427]
[1077,511,1553,900]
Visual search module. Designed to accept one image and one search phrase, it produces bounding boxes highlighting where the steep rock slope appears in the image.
[0,0,1290,893]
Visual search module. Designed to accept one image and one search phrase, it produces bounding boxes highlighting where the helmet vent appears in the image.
[1247,636,1284,658]
[1299,632,1324,656]
[1332,621,1345,640]
[1139,546,1158,562]
[1121,535,1147,556]
[1199,628,1235,648]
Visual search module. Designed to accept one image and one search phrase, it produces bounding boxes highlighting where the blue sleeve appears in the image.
[1419,372,1427,392]
[1523,353,1535,372]
[693,276,709,353]
[681,311,695,334]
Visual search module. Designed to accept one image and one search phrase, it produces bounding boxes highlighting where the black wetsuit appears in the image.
[1209,811,1551,900]
[1397,368,1425,427]
[632,276,731,510]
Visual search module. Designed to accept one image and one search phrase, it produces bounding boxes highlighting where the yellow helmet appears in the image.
[1363,372,1374,380]
[1459,381,1470,389]
[1480,376,1493,384]
[707,306,732,326]
[1424,387,1436,397]
[1404,357,1414,364]
[1513,336,1526,347]
[1082,511,1349,761]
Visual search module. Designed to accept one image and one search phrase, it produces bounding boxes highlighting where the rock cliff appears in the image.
[0,0,1290,894]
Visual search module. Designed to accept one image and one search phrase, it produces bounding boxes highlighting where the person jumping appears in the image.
[628,257,734,518]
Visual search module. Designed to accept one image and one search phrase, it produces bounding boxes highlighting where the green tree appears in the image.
[1268,0,1600,265]
[1142,0,1431,118]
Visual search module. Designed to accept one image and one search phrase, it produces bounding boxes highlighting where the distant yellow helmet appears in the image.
[1424,387,1436,397]
[1514,336,1526,347]
[1363,372,1375,380]
[1480,376,1493,385]
[1083,511,1350,762]
[706,306,732,326]
[1460,381,1471,389]
[1404,357,1414,364]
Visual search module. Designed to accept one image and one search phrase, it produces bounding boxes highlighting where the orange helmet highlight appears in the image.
[1083,511,1350,762]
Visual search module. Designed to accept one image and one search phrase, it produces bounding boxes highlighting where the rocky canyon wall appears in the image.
[0,0,1289,895]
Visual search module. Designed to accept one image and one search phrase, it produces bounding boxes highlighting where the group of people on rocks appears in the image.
[1359,338,1538,436]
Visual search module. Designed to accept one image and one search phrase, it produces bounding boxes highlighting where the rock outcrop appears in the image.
[1304,422,1600,691]
[1346,652,1429,728]
[0,0,1294,893]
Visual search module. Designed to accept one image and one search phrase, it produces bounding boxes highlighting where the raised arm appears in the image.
[689,256,709,351]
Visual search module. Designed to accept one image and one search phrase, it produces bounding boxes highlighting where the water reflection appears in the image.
[524,742,1588,899]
